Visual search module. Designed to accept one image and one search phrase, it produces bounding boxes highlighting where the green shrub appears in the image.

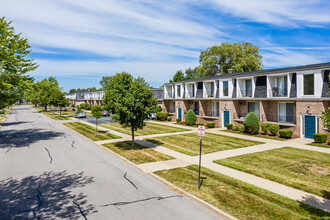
[63,109,68,112]
[232,125,240,131]
[156,105,162,113]
[196,122,204,126]
[207,122,215,128]
[80,103,89,109]
[226,124,233,130]
[269,124,280,136]
[167,117,172,121]
[71,104,75,107]
[156,112,169,121]
[185,109,197,126]
[244,112,260,134]
[313,133,328,143]
[279,130,293,138]
[176,118,181,123]
[238,125,245,132]
[261,123,271,134]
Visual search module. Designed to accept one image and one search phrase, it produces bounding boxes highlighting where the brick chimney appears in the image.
[228,69,233,74]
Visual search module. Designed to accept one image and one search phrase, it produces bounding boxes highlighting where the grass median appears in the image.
[64,122,121,141]
[214,147,330,198]
[145,133,263,156]
[102,141,175,164]
[99,122,190,136]
[155,165,330,220]
[40,111,70,120]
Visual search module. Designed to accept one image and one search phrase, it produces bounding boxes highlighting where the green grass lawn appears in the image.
[220,129,286,141]
[102,141,175,164]
[215,147,330,198]
[145,133,263,156]
[307,143,330,149]
[155,165,330,220]
[40,111,70,120]
[99,122,190,136]
[64,122,121,141]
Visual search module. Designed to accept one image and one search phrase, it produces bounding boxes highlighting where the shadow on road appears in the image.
[0,128,64,149]
[0,171,96,219]
[1,121,30,127]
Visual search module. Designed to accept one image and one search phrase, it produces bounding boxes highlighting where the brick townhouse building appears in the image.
[161,62,330,138]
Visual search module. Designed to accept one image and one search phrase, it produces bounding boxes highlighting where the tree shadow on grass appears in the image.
[109,141,147,151]
[0,171,96,219]
[0,128,64,150]
[298,193,330,218]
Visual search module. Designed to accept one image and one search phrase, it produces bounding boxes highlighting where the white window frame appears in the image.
[278,102,294,123]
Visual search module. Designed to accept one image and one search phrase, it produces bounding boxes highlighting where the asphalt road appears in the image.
[0,105,222,219]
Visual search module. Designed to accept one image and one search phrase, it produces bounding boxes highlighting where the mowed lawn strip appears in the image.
[215,147,330,198]
[64,122,121,141]
[41,111,70,120]
[102,141,175,164]
[99,122,190,136]
[145,133,263,156]
[155,165,330,220]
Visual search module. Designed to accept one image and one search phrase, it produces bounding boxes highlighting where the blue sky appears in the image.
[1,0,330,92]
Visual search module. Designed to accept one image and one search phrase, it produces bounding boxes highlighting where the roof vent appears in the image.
[228,69,233,74]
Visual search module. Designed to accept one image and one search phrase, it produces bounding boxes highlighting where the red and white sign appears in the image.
[198,125,205,137]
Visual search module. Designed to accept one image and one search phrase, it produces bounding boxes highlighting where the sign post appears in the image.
[197,125,205,190]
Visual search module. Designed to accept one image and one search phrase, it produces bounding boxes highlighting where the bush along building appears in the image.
[161,62,330,138]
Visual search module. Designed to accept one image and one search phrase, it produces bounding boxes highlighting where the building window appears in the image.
[223,81,228,96]
[172,101,175,113]
[279,103,294,123]
[277,76,287,96]
[212,102,219,117]
[177,85,181,97]
[245,79,252,97]
[210,82,214,96]
[303,74,314,95]
[194,101,199,115]
[248,102,259,118]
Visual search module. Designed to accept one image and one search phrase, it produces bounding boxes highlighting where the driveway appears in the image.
[0,105,221,219]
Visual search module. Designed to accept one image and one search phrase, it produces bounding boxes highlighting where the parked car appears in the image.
[102,110,110,116]
[150,113,156,119]
[74,111,87,118]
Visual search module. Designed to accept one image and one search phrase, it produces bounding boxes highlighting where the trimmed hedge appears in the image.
[244,112,260,134]
[155,112,169,121]
[196,123,204,126]
[226,124,233,130]
[207,122,215,128]
[313,133,328,143]
[269,124,280,136]
[261,123,271,134]
[176,118,181,123]
[167,117,172,121]
[279,130,293,138]
[185,109,197,126]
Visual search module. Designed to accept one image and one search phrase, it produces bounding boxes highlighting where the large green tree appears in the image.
[199,42,262,76]
[0,17,37,109]
[103,72,157,149]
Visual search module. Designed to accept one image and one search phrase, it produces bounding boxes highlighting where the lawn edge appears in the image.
[149,172,237,220]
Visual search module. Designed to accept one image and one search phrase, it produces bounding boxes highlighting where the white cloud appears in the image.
[206,0,330,26]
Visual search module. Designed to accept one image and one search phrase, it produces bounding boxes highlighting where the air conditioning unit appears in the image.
[239,101,245,105]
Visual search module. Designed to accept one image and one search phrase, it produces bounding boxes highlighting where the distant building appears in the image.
[65,88,163,107]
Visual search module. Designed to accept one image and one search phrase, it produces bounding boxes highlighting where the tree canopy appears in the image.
[103,72,157,148]
[169,42,263,82]
[0,17,38,109]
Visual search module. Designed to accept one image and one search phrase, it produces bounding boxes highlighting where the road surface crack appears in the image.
[102,195,183,206]
[73,201,88,220]
[5,146,13,153]
[124,172,138,190]
[32,184,43,220]
[71,141,76,148]
[44,147,53,163]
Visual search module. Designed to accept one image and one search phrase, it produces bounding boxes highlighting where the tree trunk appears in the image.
[131,127,135,149]
[60,108,62,117]
[34,102,37,107]
[45,105,47,111]
[96,118,98,132]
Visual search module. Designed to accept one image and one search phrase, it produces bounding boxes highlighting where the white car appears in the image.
[74,111,87,118]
